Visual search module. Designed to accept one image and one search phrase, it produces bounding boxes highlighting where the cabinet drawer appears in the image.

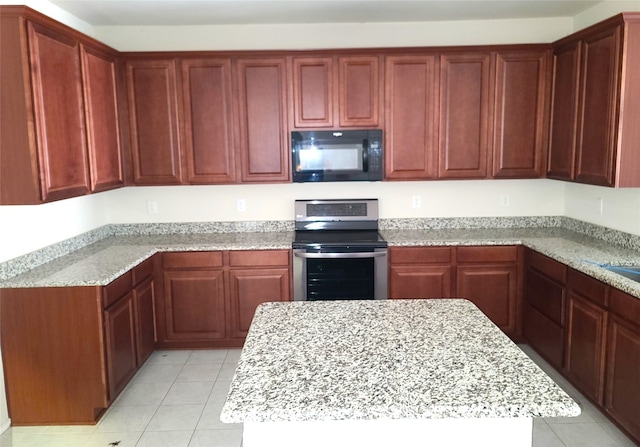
[609,288,640,324]
[526,249,567,284]
[389,247,452,264]
[456,245,518,263]
[163,251,223,269]
[103,271,133,308]
[229,250,290,267]
[526,268,565,325]
[568,268,608,307]
[132,257,154,286]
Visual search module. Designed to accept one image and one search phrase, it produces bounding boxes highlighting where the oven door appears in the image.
[292,248,388,301]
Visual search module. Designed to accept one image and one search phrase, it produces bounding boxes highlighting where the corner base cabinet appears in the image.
[0,257,155,425]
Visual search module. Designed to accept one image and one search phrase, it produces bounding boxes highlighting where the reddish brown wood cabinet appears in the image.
[389,245,520,336]
[181,58,237,183]
[492,50,550,178]
[384,55,438,180]
[236,58,290,182]
[0,8,122,204]
[157,250,291,348]
[522,249,567,369]
[291,55,380,129]
[438,52,492,179]
[564,269,608,404]
[125,58,183,185]
[81,44,124,192]
[0,256,155,425]
[456,246,519,334]
[388,247,453,298]
[606,289,640,442]
[548,13,640,187]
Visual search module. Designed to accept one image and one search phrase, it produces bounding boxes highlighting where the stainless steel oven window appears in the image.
[292,248,387,301]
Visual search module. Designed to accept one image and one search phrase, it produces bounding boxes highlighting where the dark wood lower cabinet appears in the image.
[104,291,137,400]
[605,289,640,442]
[388,245,520,337]
[157,249,292,348]
[133,276,156,365]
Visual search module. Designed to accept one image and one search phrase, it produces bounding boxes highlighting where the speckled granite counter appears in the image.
[4,220,640,300]
[221,299,580,447]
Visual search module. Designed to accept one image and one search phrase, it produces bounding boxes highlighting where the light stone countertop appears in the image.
[220,299,581,423]
[3,226,640,300]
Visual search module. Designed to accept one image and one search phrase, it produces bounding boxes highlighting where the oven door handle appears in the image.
[293,251,387,259]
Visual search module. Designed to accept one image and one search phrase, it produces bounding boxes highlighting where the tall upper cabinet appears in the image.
[547,13,640,187]
[0,7,123,204]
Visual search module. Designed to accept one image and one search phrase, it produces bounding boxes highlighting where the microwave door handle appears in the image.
[362,139,369,172]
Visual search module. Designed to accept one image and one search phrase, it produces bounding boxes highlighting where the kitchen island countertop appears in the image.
[221,299,580,446]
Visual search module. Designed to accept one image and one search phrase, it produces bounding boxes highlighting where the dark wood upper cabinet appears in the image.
[338,55,380,127]
[291,55,380,129]
[125,58,183,185]
[547,40,581,181]
[181,58,237,184]
[81,44,124,193]
[291,56,334,128]
[438,52,492,179]
[492,50,550,178]
[384,54,438,180]
[548,14,640,187]
[236,57,290,182]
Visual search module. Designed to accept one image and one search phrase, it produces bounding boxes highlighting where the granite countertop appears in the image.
[220,299,581,423]
[3,225,640,298]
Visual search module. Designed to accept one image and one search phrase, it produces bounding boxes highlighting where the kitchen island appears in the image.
[221,299,580,447]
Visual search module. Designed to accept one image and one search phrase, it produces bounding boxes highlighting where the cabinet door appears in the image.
[236,57,290,182]
[565,292,607,404]
[605,314,640,442]
[125,58,183,184]
[389,265,453,299]
[338,55,380,127]
[575,24,621,186]
[547,40,581,181]
[163,269,226,341]
[104,293,137,401]
[133,277,155,366]
[457,264,517,333]
[80,44,123,192]
[384,55,438,179]
[438,53,492,179]
[228,268,291,339]
[492,50,549,178]
[292,56,333,128]
[181,58,236,183]
[27,22,90,202]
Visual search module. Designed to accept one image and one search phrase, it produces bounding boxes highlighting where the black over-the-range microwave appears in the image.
[291,129,383,182]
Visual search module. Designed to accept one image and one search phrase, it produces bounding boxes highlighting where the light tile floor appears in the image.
[0,345,637,447]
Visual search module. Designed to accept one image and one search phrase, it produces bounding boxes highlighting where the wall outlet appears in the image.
[500,194,510,207]
[147,200,158,214]
[237,198,246,212]
[412,195,421,208]
[597,197,604,215]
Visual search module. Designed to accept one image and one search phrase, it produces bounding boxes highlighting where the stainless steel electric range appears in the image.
[292,199,388,301]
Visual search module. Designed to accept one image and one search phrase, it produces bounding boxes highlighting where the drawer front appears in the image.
[389,247,452,264]
[456,245,518,263]
[103,271,133,308]
[568,268,608,307]
[526,268,565,325]
[609,288,640,324]
[163,251,223,269]
[132,257,154,286]
[228,250,290,267]
[526,249,567,284]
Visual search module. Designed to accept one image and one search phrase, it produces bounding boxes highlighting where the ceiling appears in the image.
[48,0,601,26]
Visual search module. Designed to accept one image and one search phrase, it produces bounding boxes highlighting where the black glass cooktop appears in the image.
[293,230,387,249]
